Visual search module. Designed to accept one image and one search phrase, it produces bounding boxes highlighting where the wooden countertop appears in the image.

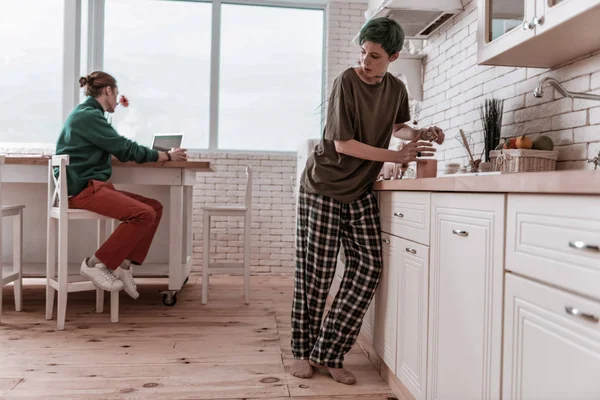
[373,170,600,195]
[3,155,214,171]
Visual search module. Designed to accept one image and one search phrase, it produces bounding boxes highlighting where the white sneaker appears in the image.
[80,259,124,292]
[115,267,139,300]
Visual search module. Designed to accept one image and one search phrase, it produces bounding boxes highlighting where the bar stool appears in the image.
[202,165,252,304]
[0,155,25,323]
[46,155,119,330]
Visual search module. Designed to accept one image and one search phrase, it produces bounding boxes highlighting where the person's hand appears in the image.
[168,148,188,161]
[419,126,445,144]
[394,141,435,164]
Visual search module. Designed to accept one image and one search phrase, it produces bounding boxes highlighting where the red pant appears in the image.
[68,180,163,270]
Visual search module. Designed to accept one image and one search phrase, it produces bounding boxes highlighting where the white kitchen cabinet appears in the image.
[380,191,431,246]
[361,295,376,345]
[477,0,600,68]
[506,194,600,300]
[335,245,345,282]
[536,0,599,36]
[374,232,399,370]
[371,187,600,400]
[427,193,505,400]
[396,237,429,400]
[477,0,536,66]
[330,248,344,299]
[503,273,600,400]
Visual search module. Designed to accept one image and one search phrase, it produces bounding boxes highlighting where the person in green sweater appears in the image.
[55,71,187,298]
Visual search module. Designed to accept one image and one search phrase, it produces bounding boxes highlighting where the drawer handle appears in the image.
[393,212,404,218]
[565,306,599,323]
[382,238,390,244]
[569,241,600,252]
[405,248,416,254]
[452,230,468,237]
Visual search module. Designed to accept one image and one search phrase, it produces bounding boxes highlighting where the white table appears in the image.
[1,156,214,306]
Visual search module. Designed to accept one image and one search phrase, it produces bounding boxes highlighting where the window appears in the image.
[0,0,326,152]
[103,0,212,149]
[218,4,324,151]
[0,0,64,144]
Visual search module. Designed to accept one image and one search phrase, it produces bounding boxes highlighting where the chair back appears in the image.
[48,155,70,218]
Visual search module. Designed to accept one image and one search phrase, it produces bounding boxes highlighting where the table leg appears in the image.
[168,186,184,291]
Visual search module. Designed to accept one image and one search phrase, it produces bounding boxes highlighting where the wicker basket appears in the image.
[490,149,558,173]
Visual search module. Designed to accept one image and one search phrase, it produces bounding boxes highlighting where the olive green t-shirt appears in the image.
[301,67,411,203]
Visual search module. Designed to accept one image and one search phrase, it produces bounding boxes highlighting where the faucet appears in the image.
[534,77,600,101]
[588,150,600,170]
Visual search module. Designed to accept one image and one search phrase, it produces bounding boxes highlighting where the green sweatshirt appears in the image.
[55,96,159,196]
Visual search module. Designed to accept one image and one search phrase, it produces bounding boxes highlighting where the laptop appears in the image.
[151,133,184,151]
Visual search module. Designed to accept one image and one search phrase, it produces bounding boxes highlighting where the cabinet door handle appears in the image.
[382,238,390,244]
[522,19,533,30]
[393,212,404,218]
[532,16,544,26]
[405,248,417,254]
[565,306,599,323]
[569,241,600,252]
[452,230,469,237]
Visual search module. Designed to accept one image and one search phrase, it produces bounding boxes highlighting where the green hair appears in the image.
[358,17,405,56]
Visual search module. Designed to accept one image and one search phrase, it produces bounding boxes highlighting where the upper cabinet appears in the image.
[478,0,536,65]
[478,0,600,68]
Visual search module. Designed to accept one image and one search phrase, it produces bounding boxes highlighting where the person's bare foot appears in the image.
[290,359,313,379]
[309,360,356,385]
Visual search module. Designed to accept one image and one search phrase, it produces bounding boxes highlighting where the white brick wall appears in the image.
[326,1,369,94]
[191,152,297,274]
[418,0,600,171]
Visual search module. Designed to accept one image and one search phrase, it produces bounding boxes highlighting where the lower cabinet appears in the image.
[371,190,598,400]
[503,273,600,400]
[427,193,505,400]
[396,237,429,400]
[374,232,399,369]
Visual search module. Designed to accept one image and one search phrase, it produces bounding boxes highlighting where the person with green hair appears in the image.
[290,17,444,385]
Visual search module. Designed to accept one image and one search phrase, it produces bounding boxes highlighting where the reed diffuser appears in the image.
[479,98,504,162]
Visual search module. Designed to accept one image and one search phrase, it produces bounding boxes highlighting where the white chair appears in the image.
[0,155,25,323]
[46,155,118,330]
[202,165,252,304]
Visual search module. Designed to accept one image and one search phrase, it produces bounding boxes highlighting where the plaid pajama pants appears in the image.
[291,186,383,368]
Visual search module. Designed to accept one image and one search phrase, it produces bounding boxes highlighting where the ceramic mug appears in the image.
[444,162,460,175]
[417,159,438,179]
[479,161,492,172]
[381,162,395,179]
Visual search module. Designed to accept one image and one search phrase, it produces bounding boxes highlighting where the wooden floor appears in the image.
[0,275,395,399]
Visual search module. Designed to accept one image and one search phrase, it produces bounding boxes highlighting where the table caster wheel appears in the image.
[162,292,177,306]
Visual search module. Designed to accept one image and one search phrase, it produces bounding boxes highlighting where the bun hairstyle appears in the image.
[78,71,117,97]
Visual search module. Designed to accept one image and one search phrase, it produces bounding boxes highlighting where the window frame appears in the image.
[74,0,327,153]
